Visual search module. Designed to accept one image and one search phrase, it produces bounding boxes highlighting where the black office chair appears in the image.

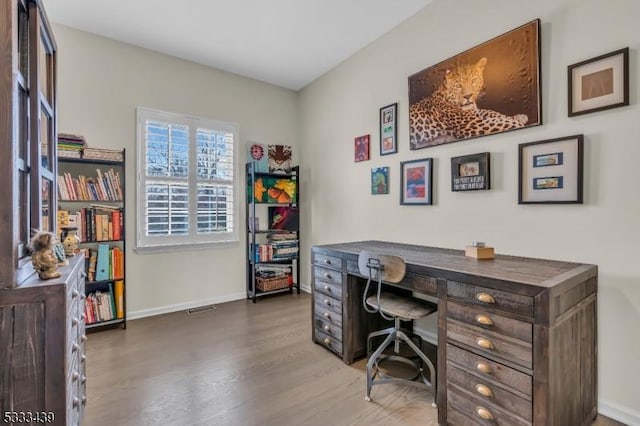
[358,251,437,406]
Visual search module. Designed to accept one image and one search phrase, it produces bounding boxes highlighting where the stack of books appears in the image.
[57,133,86,158]
[83,147,124,162]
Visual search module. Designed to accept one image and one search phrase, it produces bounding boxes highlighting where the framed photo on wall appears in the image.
[518,135,584,204]
[380,103,398,155]
[451,152,490,191]
[568,47,629,116]
[409,19,541,150]
[371,167,389,195]
[354,134,370,162]
[400,158,433,205]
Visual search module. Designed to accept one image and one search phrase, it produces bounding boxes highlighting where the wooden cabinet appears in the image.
[0,2,85,424]
[0,255,87,426]
[0,0,57,289]
[311,241,598,426]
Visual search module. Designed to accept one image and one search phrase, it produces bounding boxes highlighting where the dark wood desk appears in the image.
[311,241,597,426]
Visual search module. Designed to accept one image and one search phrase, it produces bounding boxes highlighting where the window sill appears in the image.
[135,239,240,255]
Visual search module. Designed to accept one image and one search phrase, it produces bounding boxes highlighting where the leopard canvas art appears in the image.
[409,19,541,150]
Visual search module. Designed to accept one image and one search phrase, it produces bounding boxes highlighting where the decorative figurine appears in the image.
[61,227,80,256]
[29,230,61,280]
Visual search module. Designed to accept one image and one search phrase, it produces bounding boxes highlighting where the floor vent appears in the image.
[187,305,216,315]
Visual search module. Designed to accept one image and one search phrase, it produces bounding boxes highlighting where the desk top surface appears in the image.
[312,240,596,288]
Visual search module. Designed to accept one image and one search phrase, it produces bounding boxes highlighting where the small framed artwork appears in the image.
[354,134,370,162]
[518,135,584,204]
[451,152,490,191]
[371,167,389,195]
[568,47,629,116]
[380,103,398,155]
[400,158,433,205]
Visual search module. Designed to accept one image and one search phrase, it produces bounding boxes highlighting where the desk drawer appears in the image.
[447,383,531,426]
[314,266,343,286]
[447,344,532,397]
[314,302,343,328]
[314,316,342,341]
[314,291,342,315]
[448,320,532,370]
[315,329,343,355]
[447,363,532,421]
[314,253,342,270]
[447,301,532,343]
[447,281,533,318]
[314,278,342,299]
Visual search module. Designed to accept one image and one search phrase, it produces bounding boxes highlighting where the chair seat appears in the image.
[366,293,437,320]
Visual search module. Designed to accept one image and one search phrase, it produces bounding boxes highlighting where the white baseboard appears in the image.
[127,292,246,320]
[599,399,640,425]
[300,284,311,294]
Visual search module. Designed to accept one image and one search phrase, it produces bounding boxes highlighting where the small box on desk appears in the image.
[465,246,495,260]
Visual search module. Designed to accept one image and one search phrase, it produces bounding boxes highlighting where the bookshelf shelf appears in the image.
[86,318,126,329]
[246,162,300,303]
[58,151,127,331]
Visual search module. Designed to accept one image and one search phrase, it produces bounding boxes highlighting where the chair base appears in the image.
[365,319,436,406]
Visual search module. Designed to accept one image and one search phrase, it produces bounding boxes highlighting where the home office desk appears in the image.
[310,240,597,426]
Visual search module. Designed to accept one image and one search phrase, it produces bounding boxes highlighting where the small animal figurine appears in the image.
[30,230,61,280]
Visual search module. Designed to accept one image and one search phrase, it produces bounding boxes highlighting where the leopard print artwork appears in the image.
[410,57,528,149]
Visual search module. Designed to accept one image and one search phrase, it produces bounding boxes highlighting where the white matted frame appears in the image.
[518,135,584,204]
[568,47,629,116]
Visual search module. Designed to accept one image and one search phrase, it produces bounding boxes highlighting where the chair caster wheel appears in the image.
[365,396,371,402]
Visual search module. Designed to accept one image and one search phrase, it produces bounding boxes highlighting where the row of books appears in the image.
[85,281,124,324]
[58,168,123,201]
[59,207,123,242]
[83,244,124,283]
[252,241,299,262]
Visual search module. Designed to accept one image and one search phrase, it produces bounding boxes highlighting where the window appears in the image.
[136,107,238,251]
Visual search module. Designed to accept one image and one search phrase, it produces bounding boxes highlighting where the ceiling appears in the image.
[43,0,430,90]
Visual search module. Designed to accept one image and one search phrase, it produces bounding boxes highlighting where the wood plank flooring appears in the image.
[85,292,623,426]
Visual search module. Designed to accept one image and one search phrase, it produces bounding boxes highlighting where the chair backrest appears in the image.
[357,251,406,283]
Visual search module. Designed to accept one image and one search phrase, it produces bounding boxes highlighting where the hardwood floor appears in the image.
[85,292,622,426]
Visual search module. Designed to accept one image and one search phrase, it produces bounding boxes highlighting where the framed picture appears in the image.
[409,19,541,150]
[249,176,297,204]
[371,167,389,195]
[380,103,398,155]
[354,134,370,162]
[451,152,490,191]
[518,135,584,204]
[568,47,629,116]
[400,158,433,205]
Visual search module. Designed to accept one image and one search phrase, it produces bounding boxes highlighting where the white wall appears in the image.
[299,0,640,421]
[54,25,299,317]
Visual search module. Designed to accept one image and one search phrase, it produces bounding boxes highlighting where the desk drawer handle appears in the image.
[324,285,331,292]
[324,299,330,306]
[475,314,494,326]
[323,338,331,345]
[476,406,494,421]
[323,312,330,319]
[323,259,332,265]
[324,325,330,332]
[476,362,492,374]
[324,273,332,280]
[476,292,495,304]
[475,384,493,398]
[476,338,494,350]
